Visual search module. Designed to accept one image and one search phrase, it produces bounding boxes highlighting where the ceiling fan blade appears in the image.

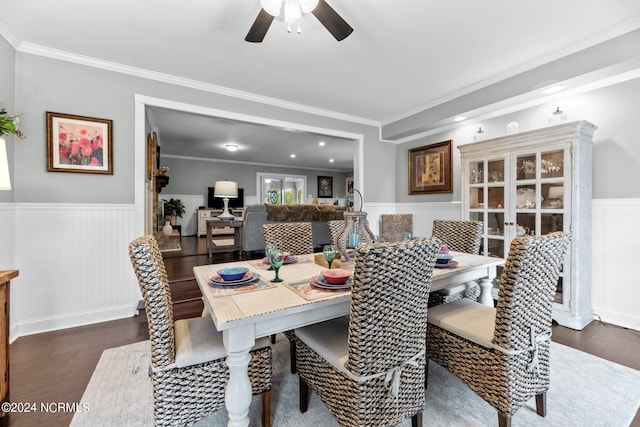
[245,9,275,43]
[312,0,353,41]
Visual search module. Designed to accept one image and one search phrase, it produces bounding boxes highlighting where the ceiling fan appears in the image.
[245,0,353,43]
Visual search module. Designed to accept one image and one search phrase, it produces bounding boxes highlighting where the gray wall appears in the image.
[161,155,352,200]
[0,36,15,203]
[395,77,640,201]
[12,52,392,204]
[8,37,639,206]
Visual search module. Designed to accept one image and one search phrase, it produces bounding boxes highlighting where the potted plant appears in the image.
[0,108,24,138]
[162,198,185,225]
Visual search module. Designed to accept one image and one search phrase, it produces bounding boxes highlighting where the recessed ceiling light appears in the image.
[329,159,334,163]
[225,144,239,151]
[319,141,326,146]
[542,85,566,94]
[453,116,467,122]
[290,154,296,158]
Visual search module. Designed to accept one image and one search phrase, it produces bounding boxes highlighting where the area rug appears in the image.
[71,336,640,426]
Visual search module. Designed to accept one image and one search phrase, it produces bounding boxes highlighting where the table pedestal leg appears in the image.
[225,349,252,427]
[478,277,494,306]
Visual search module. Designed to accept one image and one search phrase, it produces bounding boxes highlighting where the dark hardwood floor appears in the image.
[7,235,640,426]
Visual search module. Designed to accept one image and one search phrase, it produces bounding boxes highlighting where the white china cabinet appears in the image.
[459,121,596,330]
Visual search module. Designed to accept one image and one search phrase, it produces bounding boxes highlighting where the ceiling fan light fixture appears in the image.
[260,0,283,17]
[284,0,302,24]
[247,0,353,42]
[299,0,319,13]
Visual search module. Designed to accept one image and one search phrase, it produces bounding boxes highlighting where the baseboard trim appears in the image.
[594,308,640,332]
[12,304,137,341]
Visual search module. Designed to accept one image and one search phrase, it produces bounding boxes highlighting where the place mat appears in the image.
[284,279,351,301]
[205,275,276,298]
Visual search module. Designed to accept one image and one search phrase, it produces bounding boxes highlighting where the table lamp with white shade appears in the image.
[214,180,238,220]
[0,137,11,191]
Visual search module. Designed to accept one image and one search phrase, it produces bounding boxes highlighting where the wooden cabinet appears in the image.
[197,208,244,237]
[459,121,596,330]
[0,270,17,425]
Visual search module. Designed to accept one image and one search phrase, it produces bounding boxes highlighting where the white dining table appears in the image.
[193,251,504,427]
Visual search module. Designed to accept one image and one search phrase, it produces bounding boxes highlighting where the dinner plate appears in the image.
[435,260,459,269]
[310,275,352,290]
[316,275,353,287]
[209,272,259,286]
[210,271,253,284]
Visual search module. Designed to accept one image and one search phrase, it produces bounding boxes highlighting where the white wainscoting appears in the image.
[0,204,16,270]
[591,199,640,331]
[5,198,637,341]
[12,203,139,340]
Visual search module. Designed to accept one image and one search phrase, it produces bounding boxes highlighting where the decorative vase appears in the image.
[162,221,173,236]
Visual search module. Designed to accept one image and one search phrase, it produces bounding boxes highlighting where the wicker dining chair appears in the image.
[379,213,413,242]
[426,232,570,427]
[294,238,440,427]
[262,222,314,373]
[128,235,272,427]
[428,219,484,307]
[262,222,314,255]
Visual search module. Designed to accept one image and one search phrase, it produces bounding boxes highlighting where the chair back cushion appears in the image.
[493,232,570,350]
[128,235,176,368]
[262,222,314,254]
[345,238,440,377]
[379,214,413,242]
[432,220,483,254]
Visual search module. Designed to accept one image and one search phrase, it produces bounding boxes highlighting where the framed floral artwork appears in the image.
[408,140,453,194]
[318,176,333,198]
[46,111,113,174]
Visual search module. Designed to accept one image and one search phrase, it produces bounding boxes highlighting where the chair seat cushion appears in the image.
[427,298,496,348]
[294,316,350,375]
[174,316,270,368]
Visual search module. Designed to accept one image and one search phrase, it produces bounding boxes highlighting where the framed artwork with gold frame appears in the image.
[46,111,113,174]
[408,140,453,194]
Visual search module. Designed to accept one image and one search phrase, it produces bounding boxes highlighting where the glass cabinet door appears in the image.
[465,146,570,306]
[512,147,569,304]
[467,157,507,259]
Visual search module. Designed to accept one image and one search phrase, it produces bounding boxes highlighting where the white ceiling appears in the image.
[2,0,640,169]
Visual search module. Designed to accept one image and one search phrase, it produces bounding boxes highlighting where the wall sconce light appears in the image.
[548,107,567,125]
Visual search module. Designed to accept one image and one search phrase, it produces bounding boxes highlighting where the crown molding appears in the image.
[17,42,380,128]
[162,154,353,173]
[381,17,640,127]
[0,20,20,50]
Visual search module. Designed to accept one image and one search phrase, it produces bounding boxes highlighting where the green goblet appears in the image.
[269,250,284,283]
[323,244,336,269]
